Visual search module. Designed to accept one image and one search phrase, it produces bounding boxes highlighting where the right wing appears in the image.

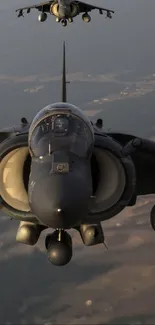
[108,132,155,196]
[75,1,114,16]
[15,1,53,17]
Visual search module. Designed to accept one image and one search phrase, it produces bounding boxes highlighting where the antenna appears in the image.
[61,41,70,102]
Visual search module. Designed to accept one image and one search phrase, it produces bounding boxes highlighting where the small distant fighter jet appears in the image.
[15,0,114,26]
[1,42,155,267]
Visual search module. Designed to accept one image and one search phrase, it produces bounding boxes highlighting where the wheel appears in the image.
[45,230,72,266]
[61,19,67,26]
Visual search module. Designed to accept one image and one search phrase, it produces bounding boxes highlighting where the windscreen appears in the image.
[29,113,94,158]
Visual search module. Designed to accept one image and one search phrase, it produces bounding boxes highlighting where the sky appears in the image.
[1,1,155,324]
[0,0,155,77]
[0,0,155,131]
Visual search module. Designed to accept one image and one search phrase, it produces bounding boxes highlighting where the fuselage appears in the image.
[57,0,71,17]
[28,102,94,229]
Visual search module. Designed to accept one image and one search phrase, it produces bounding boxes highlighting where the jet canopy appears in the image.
[29,103,94,159]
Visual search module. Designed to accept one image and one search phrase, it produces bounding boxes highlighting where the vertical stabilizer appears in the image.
[62,41,67,102]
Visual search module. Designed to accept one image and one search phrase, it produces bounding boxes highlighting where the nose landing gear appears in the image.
[45,229,72,266]
[56,17,73,27]
[61,19,67,26]
[55,17,73,26]
[45,223,106,266]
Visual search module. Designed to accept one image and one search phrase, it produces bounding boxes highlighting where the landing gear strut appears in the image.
[45,229,72,266]
[68,17,73,23]
[77,223,105,246]
[56,17,61,22]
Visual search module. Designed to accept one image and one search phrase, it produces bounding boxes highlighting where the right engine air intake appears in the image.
[89,134,137,222]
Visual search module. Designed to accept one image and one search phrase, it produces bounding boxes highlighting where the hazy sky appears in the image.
[0,0,154,129]
[0,0,155,76]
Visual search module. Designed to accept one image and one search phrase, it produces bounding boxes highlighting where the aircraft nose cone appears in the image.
[29,173,90,228]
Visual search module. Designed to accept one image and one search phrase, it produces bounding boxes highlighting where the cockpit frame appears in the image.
[28,103,94,159]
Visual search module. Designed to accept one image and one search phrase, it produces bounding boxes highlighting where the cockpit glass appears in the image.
[54,116,69,133]
[29,113,94,158]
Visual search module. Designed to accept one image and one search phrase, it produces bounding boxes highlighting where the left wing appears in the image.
[15,1,52,17]
[75,1,114,17]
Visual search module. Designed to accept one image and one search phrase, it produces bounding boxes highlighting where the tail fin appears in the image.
[62,41,67,102]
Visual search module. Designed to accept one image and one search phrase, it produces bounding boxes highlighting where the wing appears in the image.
[75,1,114,15]
[15,1,52,16]
[109,132,155,196]
[0,119,30,143]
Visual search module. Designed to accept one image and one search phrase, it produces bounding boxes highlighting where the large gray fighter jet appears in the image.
[16,0,114,26]
[1,42,155,266]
